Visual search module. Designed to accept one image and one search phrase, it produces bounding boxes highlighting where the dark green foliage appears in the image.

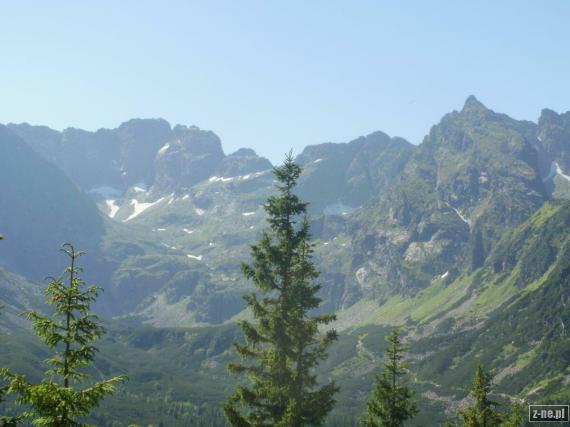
[445,365,524,427]
[1,244,126,426]
[362,328,417,427]
[224,155,338,426]
[0,235,17,427]
[458,364,503,427]
[502,403,524,427]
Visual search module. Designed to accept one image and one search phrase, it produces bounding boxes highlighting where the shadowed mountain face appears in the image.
[0,125,107,281]
[538,108,570,171]
[296,131,415,213]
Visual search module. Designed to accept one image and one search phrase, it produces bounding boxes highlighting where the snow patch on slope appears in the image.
[209,171,269,183]
[556,162,570,183]
[209,176,235,183]
[542,161,570,184]
[187,254,203,261]
[158,143,170,155]
[123,198,165,222]
[452,207,471,226]
[105,200,120,218]
[446,202,471,227]
[133,182,148,193]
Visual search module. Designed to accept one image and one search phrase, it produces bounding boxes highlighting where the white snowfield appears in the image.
[541,161,570,184]
[242,212,255,216]
[209,176,235,183]
[445,202,471,227]
[451,206,471,226]
[441,271,449,279]
[555,162,570,183]
[194,207,205,216]
[183,228,194,234]
[132,182,148,193]
[90,186,121,198]
[240,171,267,180]
[208,170,268,183]
[105,199,120,218]
[313,158,324,163]
[186,254,203,261]
[123,197,165,222]
[158,143,170,155]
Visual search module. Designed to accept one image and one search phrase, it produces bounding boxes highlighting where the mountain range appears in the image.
[1,96,569,425]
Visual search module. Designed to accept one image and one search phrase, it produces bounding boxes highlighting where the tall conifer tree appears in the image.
[0,234,19,427]
[363,328,417,427]
[224,154,338,427]
[459,364,502,427]
[1,244,126,426]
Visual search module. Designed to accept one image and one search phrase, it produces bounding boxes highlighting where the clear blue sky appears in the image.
[1,1,569,163]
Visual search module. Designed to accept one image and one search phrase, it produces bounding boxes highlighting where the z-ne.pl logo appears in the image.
[529,405,569,422]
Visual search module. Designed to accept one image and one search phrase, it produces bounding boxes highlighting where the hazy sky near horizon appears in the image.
[1,1,569,163]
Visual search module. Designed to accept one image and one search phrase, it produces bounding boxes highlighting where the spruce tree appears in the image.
[445,365,523,427]
[363,328,417,427]
[458,364,503,427]
[0,235,19,427]
[224,154,338,427]
[0,243,126,426]
[502,402,524,427]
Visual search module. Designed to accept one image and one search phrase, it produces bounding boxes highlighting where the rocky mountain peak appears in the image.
[537,107,570,174]
[154,126,225,189]
[117,118,172,136]
[231,148,257,157]
[172,125,224,157]
[461,95,488,113]
[216,147,272,177]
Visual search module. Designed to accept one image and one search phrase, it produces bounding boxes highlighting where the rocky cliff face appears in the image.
[153,125,225,189]
[350,96,549,298]
[296,130,415,213]
[116,118,173,187]
[216,148,272,177]
[537,108,570,172]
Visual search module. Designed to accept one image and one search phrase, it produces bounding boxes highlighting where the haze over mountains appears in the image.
[1,96,570,425]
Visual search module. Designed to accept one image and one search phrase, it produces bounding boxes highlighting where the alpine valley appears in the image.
[1,96,570,426]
